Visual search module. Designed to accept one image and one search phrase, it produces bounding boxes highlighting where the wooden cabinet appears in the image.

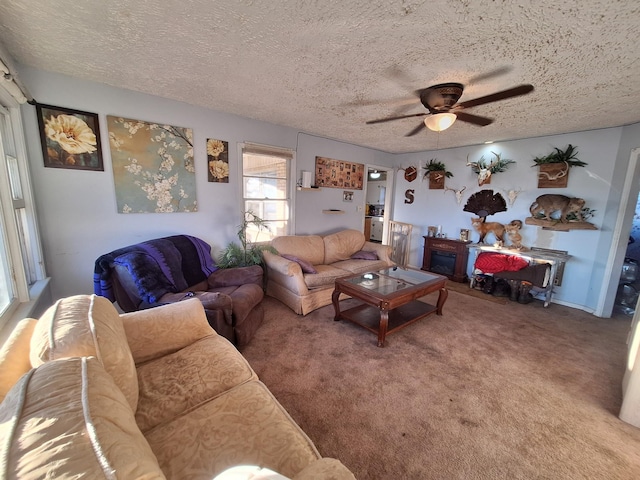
[364,217,372,240]
[422,237,470,283]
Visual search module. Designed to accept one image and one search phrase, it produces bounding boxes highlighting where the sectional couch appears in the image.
[264,229,393,315]
[0,294,355,479]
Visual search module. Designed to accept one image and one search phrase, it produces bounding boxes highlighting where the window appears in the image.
[0,94,46,326]
[240,143,294,242]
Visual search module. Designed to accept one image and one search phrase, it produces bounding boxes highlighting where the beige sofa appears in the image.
[0,294,355,480]
[264,229,393,315]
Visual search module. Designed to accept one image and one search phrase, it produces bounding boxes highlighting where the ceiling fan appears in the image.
[365,82,534,136]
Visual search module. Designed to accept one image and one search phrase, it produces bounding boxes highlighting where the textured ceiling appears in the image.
[1,0,639,153]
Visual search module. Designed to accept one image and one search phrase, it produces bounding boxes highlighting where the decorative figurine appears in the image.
[529,194,585,222]
[471,217,505,244]
[505,219,524,249]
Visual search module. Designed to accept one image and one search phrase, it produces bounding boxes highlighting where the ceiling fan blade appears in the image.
[467,66,512,84]
[366,112,427,125]
[454,111,493,126]
[455,84,534,109]
[386,97,423,118]
[385,64,417,91]
[405,122,426,137]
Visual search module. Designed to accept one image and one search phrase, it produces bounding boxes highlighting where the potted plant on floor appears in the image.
[532,144,587,188]
[217,210,278,268]
[423,159,453,189]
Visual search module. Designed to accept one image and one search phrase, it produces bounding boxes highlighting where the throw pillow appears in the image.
[351,250,379,260]
[281,254,318,274]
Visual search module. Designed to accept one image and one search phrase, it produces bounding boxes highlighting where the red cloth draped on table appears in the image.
[474,252,529,274]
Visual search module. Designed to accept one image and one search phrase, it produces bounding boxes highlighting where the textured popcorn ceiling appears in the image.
[1,0,639,153]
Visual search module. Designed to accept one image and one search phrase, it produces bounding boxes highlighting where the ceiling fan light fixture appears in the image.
[424,113,457,132]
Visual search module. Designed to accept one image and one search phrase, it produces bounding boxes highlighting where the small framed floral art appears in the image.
[36,103,104,171]
[207,138,229,183]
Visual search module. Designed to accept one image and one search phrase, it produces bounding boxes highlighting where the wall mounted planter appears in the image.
[537,163,569,188]
[428,170,446,189]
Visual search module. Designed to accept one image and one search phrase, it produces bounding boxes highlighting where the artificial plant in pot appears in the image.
[217,210,278,268]
[532,144,587,188]
[422,159,453,189]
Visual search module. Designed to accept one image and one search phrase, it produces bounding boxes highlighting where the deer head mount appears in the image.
[445,186,467,205]
[502,187,523,206]
[466,152,515,186]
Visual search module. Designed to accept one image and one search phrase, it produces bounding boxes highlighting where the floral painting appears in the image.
[36,104,103,171]
[107,115,197,213]
[207,138,229,183]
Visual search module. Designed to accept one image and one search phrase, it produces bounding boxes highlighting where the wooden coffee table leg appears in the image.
[377,309,389,347]
[436,287,448,315]
[332,287,342,321]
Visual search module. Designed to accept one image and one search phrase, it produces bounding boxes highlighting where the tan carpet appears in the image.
[444,279,508,304]
[240,291,640,479]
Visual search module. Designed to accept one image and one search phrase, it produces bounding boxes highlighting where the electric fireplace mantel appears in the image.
[422,236,471,283]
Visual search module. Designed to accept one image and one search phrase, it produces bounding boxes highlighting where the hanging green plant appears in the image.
[532,144,587,167]
[422,159,453,178]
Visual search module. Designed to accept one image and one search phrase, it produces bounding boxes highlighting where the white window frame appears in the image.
[0,87,47,329]
[238,142,296,238]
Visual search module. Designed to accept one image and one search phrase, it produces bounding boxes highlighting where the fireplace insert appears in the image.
[421,236,470,283]
[430,251,456,276]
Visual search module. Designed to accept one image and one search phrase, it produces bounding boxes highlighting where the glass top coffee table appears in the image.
[332,268,448,347]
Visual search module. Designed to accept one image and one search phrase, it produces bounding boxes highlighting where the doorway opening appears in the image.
[364,167,393,244]
[598,147,640,317]
[615,192,640,315]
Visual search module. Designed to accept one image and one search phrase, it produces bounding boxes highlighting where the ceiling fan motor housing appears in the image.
[421,83,464,112]
[365,81,533,135]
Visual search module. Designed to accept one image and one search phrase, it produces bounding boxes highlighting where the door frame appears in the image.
[596,147,640,316]
[364,165,394,242]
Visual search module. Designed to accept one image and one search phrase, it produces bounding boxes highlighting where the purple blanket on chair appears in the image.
[93,235,217,304]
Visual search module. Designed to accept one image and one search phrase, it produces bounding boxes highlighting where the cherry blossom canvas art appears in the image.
[107,115,197,213]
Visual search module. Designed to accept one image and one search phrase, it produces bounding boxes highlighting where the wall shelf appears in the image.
[525,217,597,231]
[297,186,321,191]
[322,209,345,214]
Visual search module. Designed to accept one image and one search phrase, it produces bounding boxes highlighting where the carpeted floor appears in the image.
[442,278,508,304]
[240,290,640,479]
